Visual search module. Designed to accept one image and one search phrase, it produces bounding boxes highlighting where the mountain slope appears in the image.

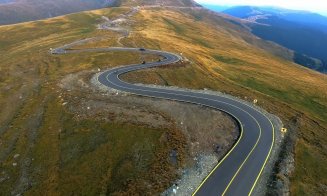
[256,7,327,32]
[0,2,326,196]
[117,0,200,6]
[0,0,201,25]
[0,0,114,25]
[223,6,327,73]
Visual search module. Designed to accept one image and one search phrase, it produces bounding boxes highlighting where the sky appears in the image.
[195,0,327,14]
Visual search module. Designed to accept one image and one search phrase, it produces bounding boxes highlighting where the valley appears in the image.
[0,1,326,195]
[222,6,327,73]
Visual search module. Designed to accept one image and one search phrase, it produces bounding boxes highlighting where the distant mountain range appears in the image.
[116,0,200,6]
[205,5,327,73]
[221,6,327,73]
[223,6,327,32]
[0,0,116,25]
[0,0,201,25]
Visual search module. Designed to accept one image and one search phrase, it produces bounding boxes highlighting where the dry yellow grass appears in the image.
[0,5,326,195]
[124,8,327,195]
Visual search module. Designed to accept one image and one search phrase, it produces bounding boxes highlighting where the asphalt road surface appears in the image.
[53,47,275,196]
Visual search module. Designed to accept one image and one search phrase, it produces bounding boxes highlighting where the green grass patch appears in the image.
[189,11,204,21]
[162,17,185,35]
[237,77,327,120]
[291,141,327,195]
[213,54,252,65]
[58,114,166,195]
[191,37,213,48]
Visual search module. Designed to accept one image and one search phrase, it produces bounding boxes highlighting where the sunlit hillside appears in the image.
[0,3,326,195]
[0,0,111,25]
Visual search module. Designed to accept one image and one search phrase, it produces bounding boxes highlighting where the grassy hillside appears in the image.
[0,0,201,25]
[222,6,327,73]
[130,8,327,195]
[118,0,200,7]
[0,5,326,195]
[0,8,188,195]
[0,0,111,25]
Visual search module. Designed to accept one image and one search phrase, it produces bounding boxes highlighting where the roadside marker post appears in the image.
[281,128,287,133]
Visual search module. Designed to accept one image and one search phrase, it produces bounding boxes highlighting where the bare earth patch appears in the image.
[59,69,239,194]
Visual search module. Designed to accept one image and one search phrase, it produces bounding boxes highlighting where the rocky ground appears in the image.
[52,8,287,194]
[59,69,239,194]
[91,67,285,195]
[123,81,285,196]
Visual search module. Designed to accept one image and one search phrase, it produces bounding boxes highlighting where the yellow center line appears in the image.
[192,118,244,196]
[56,47,276,196]
[222,118,262,195]
[103,71,265,196]
[80,48,274,196]
[248,118,275,195]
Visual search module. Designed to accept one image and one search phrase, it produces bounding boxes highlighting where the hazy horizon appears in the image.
[195,0,327,15]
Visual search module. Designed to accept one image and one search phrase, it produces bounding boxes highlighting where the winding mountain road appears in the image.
[52,47,275,196]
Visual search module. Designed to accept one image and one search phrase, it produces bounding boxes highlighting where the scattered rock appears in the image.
[162,155,219,196]
[214,145,222,154]
[59,62,282,196]
[169,150,178,166]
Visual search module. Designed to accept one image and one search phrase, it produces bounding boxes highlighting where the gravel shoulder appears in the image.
[91,68,285,195]
[59,70,239,194]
